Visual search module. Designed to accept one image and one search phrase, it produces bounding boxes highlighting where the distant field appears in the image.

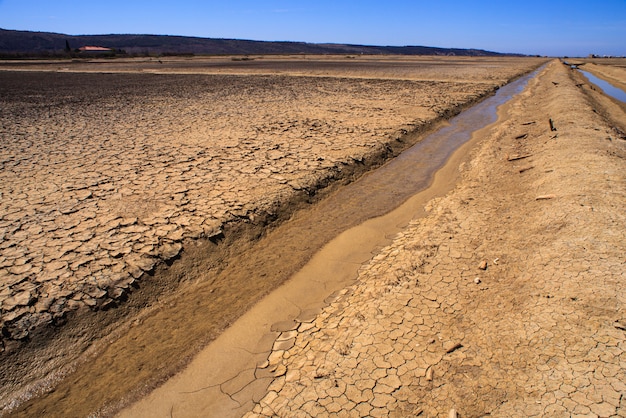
[0,54,534,82]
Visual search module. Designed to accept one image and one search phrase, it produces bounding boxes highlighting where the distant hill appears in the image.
[0,28,521,57]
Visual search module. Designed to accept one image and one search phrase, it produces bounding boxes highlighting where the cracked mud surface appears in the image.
[237,60,626,417]
[0,57,545,415]
[0,59,523,344]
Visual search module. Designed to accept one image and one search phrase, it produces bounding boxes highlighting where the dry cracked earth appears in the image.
[0,58,531,344]
[1,56,545,414]
[2,56,624,418]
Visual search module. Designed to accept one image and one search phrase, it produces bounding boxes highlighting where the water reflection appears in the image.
[579,70,626,103]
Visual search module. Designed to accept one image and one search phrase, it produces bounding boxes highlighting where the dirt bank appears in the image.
[227,59,626,416]
[235,59,626,417]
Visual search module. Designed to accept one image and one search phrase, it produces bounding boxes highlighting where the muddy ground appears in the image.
[0,56,543,415]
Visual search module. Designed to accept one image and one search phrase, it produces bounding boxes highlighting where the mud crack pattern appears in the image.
[0,71,501,343]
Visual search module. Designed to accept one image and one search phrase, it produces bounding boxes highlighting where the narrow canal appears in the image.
[13,67,543,418]
[579,69,626,103]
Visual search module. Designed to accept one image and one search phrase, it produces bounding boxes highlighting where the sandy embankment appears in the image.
[578,61,626,122]
[0,57,544,415]
[229,60,625,416]
[237,60,626,417]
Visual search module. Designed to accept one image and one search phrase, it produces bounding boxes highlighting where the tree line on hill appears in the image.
[0,28,525,59]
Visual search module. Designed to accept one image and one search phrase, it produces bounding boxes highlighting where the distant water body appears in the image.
[579,70,626,103]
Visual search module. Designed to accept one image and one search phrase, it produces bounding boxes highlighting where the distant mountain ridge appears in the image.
[0,28,521,57]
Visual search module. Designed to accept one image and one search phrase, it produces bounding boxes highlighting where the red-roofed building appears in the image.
[78,46,113,53]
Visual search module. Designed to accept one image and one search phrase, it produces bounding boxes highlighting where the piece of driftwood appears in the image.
[549,118,557,131]
[519,166,535,173]
[426,367,434,381]
[515,133,529,140]
[522,121,536,125]
[507,154,532,161]
[445,343,463,354]
[535,194,556,200]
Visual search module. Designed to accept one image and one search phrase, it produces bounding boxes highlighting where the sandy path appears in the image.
[228,60,626,416]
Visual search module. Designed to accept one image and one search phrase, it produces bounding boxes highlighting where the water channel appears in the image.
[117,66,544,417]
[14,66,544,417]
[579,69,626,103]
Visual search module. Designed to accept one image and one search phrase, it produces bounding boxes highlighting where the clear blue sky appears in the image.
[0,0,624,57]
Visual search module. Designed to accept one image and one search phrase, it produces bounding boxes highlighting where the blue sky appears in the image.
[0,0,624,57]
